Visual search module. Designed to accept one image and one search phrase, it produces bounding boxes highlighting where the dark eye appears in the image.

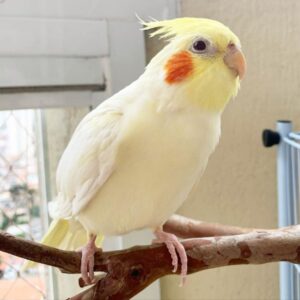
[191,38,211,54]
[193,40,207,51]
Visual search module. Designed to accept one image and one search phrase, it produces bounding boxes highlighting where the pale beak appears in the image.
[223,43,246,80]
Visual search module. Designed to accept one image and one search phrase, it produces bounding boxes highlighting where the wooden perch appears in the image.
[0,215,300,300]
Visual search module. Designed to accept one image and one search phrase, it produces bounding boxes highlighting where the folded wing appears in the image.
[50,102,123,219]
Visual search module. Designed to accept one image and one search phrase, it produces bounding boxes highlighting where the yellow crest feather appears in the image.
[140,17,240,47]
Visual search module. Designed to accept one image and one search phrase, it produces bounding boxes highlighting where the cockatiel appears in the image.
[35,18,246,285]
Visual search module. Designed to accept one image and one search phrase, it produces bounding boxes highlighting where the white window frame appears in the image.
[0,0,180,110]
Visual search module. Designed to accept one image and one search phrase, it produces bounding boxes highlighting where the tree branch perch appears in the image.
[0,215,299,299]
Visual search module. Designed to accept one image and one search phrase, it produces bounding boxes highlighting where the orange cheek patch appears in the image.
[164,50,193,84]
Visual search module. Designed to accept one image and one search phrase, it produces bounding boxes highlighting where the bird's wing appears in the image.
[52,102,123,218]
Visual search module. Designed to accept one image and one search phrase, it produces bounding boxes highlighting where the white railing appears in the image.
[263,121,300,300]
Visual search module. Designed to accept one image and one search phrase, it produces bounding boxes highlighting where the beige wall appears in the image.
[160,0,300,299]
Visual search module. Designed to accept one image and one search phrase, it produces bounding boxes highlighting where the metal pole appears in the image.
[277,120,293,300]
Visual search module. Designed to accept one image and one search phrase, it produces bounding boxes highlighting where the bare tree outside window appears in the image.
[0,110,47,300]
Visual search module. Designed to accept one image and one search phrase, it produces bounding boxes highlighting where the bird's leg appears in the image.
[153,227,188,286]
[80,234,97,285]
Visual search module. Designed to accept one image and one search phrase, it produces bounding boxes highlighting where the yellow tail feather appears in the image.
[22,219,103,270]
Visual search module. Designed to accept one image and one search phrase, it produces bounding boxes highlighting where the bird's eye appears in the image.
[193,40,206,51]
[191,38,210,54]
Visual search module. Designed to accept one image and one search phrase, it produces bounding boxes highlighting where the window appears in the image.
[0,1,179,299]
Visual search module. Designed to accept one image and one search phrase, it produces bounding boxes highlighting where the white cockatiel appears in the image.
[38,17,246,285]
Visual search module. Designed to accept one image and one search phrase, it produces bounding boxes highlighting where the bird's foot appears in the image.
[153,228,187,286]
[78,234,99,285]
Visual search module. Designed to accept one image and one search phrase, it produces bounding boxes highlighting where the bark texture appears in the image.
[0,215,299,300]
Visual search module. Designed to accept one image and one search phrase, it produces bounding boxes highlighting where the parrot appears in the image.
[30,17,246,286]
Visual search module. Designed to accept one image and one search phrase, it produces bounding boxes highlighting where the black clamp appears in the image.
[262,129,281,147]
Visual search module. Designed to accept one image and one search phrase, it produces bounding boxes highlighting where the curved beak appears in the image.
[223,43,246,80]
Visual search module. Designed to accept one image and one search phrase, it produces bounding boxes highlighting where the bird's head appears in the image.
[142,18,246,112]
